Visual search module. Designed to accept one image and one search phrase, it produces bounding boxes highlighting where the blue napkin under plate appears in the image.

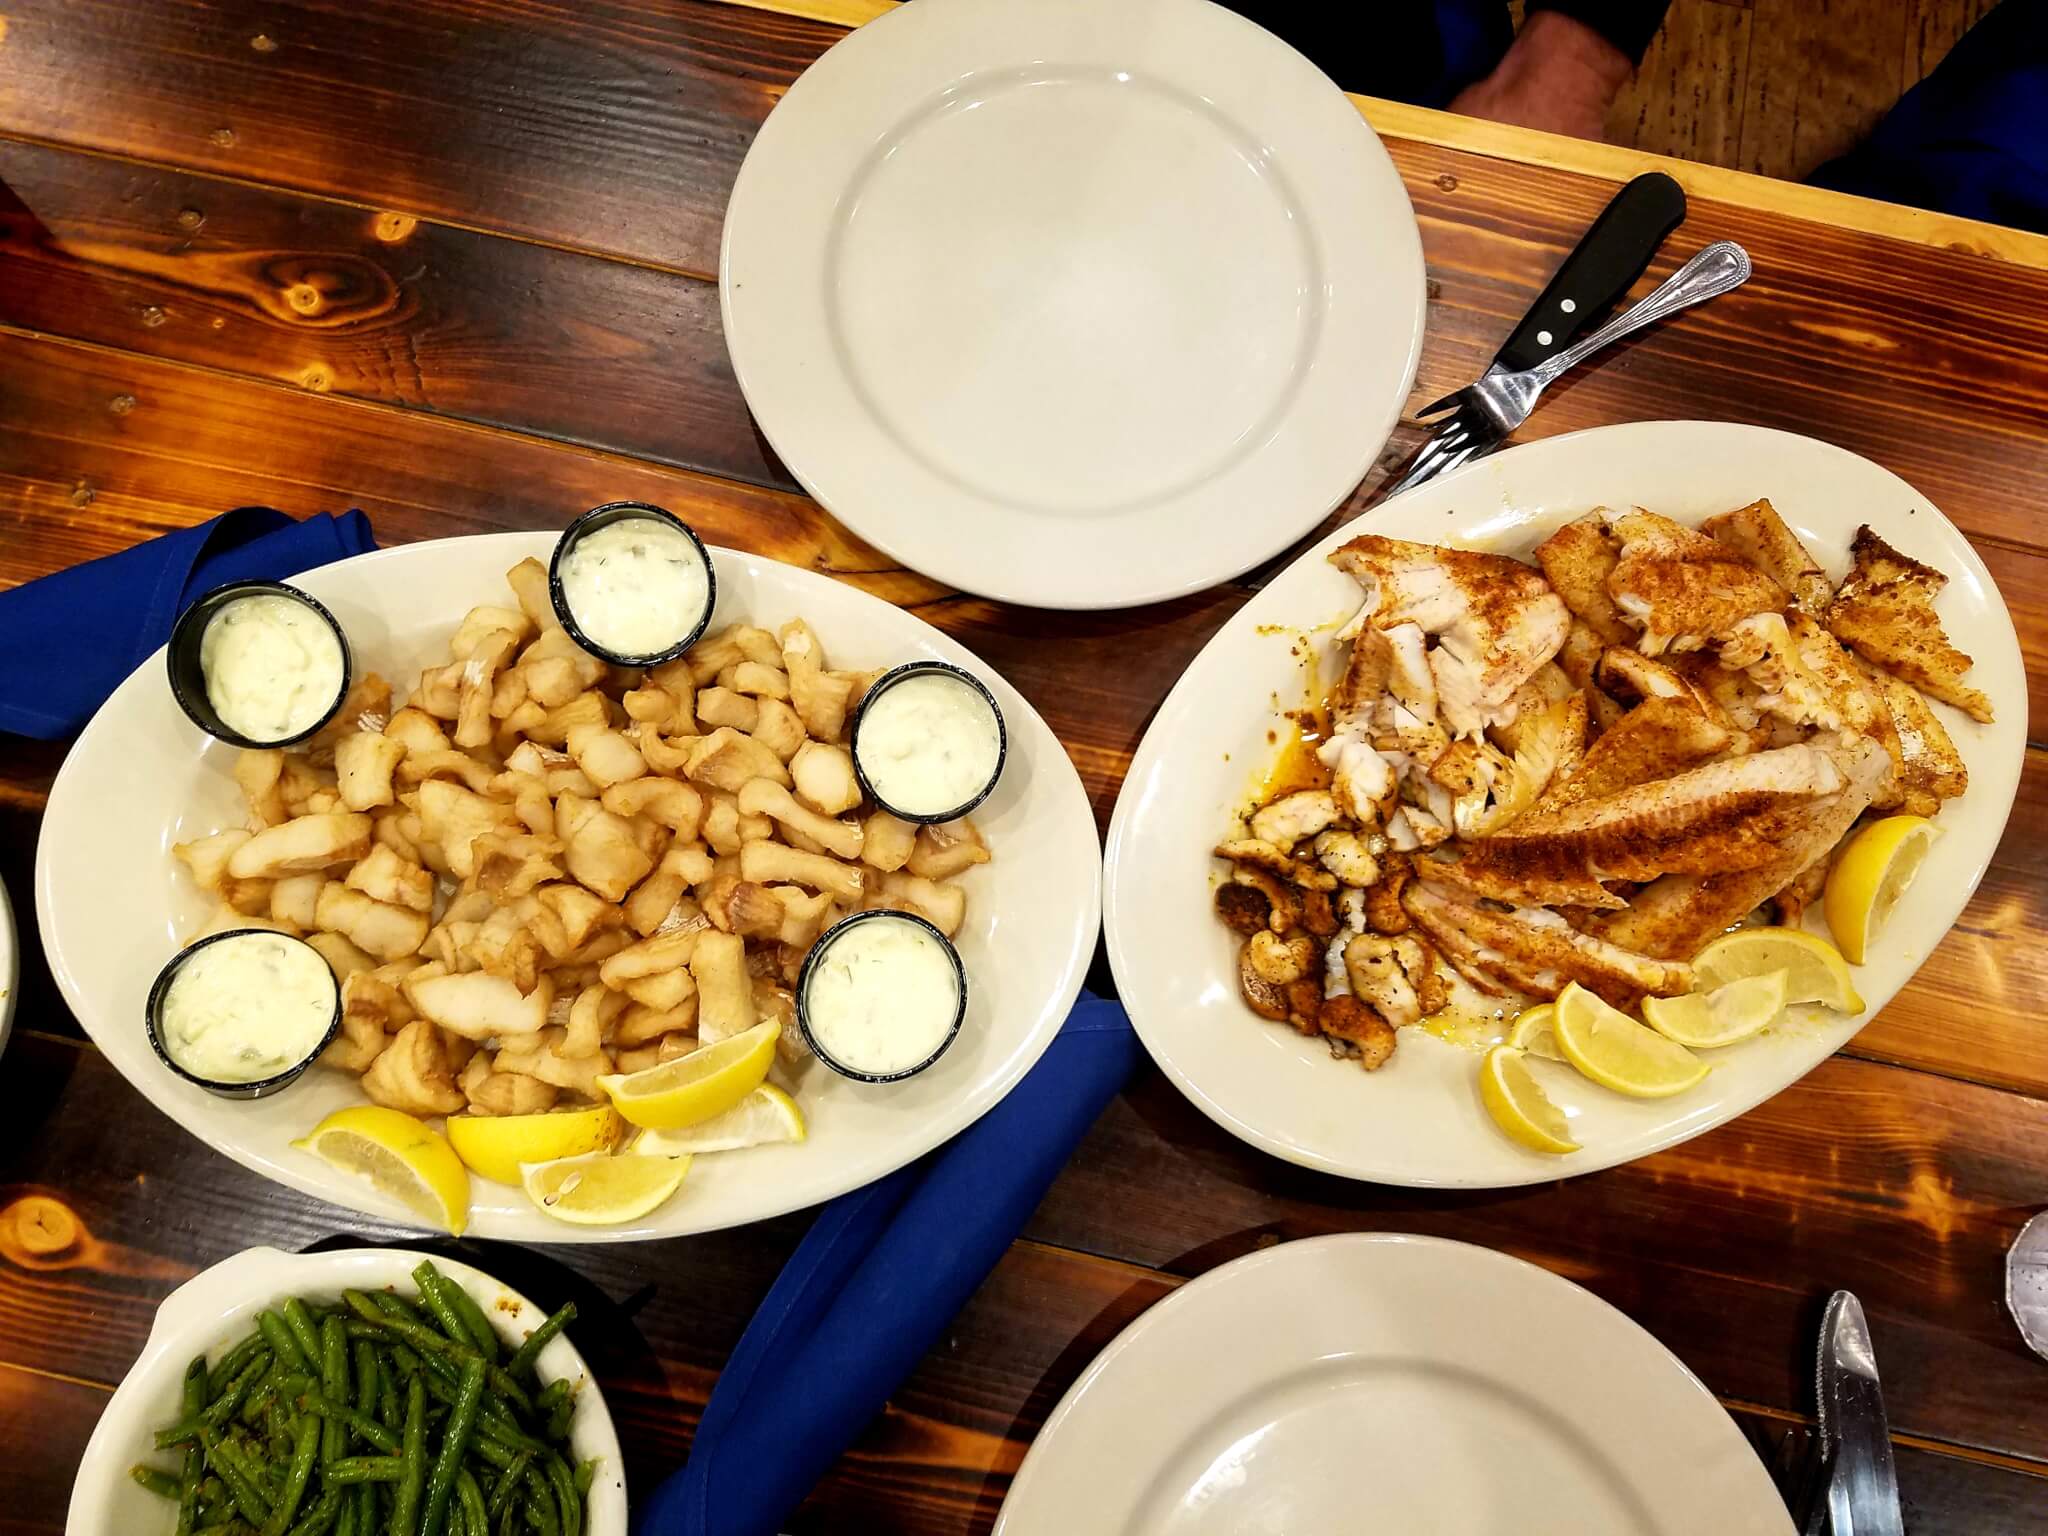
[0,506,376,739]
[636,991,1139,1536]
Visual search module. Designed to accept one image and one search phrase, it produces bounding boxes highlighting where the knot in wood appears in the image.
[2,1195,81,1259]
[373,212,418,244]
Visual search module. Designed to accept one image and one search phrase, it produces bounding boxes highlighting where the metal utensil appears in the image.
[1382,239,1753,498]
[1816,1290,1906,1536]
[2005,1210,2048,1360]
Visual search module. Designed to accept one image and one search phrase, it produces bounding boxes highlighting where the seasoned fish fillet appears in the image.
[1454,743,1849,889]
[1330,535,1569,738]
[1859,660,1968,815]
[1556,619,1627,732]
[1591,737,1890,959]
[1530,695,1730,816]
[1701,498,1833,615]
[1606,509,1788,655]
[1825,525,1993,723]
[1534,513,1635,644]
[1401,880,1693,1006]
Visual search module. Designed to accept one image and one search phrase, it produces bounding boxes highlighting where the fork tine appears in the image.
[1412,387,1466,420]
[1380,416,1475,499]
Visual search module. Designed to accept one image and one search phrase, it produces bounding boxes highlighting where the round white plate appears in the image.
[720,0,1425,610]
[0,873,16,1058]
[996,1233,1790,1535]
[1104,422,2024,1187]
[37,533,1101,1241]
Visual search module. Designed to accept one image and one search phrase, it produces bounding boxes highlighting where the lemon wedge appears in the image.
[522,1150,691,1226]
[632,1084,806,1157]
[1642,971,1788,1049]
[595,1019,780,1130]
[1553,982,1708,1098]
[1506,1002,1563,1062]
[446,1104,625,1187]
[1479,1045,1580,1154]
[293,1105,471,1235]
[1692,928,1864,1013]
[1824,815,1940,965]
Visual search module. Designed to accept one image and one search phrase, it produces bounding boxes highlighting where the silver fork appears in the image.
[1382,239,1754,499]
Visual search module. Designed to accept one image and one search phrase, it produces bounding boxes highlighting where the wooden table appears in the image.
[4,1,2048,1528]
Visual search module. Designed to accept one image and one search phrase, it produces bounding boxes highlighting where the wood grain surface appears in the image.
[3,0,2047,1531]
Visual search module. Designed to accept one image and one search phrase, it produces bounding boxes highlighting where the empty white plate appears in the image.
[995,1234,1791,1535]
[721,0,1426,609]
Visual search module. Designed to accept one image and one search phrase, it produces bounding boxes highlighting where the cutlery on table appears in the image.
[1382,235,1753,498]
[1814,1289,1906,1536]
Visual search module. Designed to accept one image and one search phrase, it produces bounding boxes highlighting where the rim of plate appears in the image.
[0,873,15,1056]
[1102,421,2025,1189]
[996,1232,1789,1534]
[36,533,1102,1241]
[719,0,1425,610]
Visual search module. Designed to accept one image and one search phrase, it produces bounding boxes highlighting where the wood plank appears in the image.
[1025,1053,2048,1465]
[0,1365,112,1536]
[0,139,794,491]
[3,1032,2042,1531]
[1605,0,1755,169]
[1738,0,1908,182]
[1904,0,2001,80]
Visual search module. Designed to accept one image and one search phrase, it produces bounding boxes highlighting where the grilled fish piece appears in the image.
[1330,535,1568,738]
[1826,525,1993,723]
[1701,498,1833,615]
[1530,695,1731,816]
[1607,509,1788,655]
[1535,513,1635,644]
[1860,660,1968,815]
[1401,880,1693,1006]
[1591,736,1890,959]
[1556,619,1627,733]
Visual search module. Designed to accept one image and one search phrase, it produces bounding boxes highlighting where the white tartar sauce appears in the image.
[200,593,346,742]
[855,672,1002,817]
[159,933,338,1083]
[558,516,711,658]
[804,916,962,1077]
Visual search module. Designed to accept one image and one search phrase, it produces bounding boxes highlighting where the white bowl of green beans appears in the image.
[65,1246,627,1536]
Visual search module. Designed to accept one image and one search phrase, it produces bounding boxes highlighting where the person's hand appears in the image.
[1448,10,1633,141]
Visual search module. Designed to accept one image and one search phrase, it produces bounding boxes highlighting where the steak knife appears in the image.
[1817,1290,1906,1536]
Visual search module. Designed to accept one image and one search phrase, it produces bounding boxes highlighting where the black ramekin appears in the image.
[146,929,343,1100]
[849,660,1008,825]
[166,580,353,749]
[547,501,718,668]
[795,909,968,1084]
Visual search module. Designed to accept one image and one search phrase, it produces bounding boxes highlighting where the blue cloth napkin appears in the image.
[636,992,1139,1536]
[0,506,377,739]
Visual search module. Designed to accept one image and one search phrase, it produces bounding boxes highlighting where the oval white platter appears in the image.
[1104,422,2024,1187]
[38,533,1102,1240]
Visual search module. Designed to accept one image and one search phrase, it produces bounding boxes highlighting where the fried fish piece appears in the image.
[1400,880,1692,1006]
[1859,660,1968,816]
[1701,498,1832,615]
[1606,509,1788,655]
[1529,695,1731,816]
[1534,513,1635,644]
[1825,525,1993,723]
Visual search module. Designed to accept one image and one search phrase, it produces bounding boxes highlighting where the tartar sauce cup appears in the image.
[850,660,1008,825]
[796,909,969,1084]
[166,579,354,749]
[146,929,343,1101]
[548,501,718,668]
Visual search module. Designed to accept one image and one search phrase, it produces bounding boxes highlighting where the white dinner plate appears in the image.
[0,873,16,1058]
[1104,422,2025,1187]
[720,0,1425,610]
[36,534,1101,1241]
[995,1233,1791,1535]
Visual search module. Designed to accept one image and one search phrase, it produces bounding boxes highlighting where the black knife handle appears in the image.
[1494,171,1687,373]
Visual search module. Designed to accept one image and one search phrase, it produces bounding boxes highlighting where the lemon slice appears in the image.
[1642,972,1788,1049]
[522,1150,691,1226]
[1692,928,1864,1013]
[1479,1045,1580,1154]
[632,1084,806,1157]
[1553,982,1709,1098]
[446,1104,625,1187]
[1506,1002,1563,1062]
[595,1019,780,1130]
[292,1105,471,1235]
[1824,815,1940,965]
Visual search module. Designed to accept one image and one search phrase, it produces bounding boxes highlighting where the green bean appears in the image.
[262,1414,321,1535]
[281,1300,325,1369]
[570,1463,593,1499]
[258,1311,310,1372]
[177,1356,211,1536]
[295,1391,401,1455]
[353,1484,377,1536]
[338,1500,358,1536]
[542,1455,579,1536]
[454,1470,487,1536]
[157,1350,273,1448]
[482,1453,530,1524]
[325,1457,406,1485]
[520,1467,558,1536]
[413,1263,500,1362]
[543,1391,572,1447]
[418,1356,485,1536]
[354,1342,382,1421]
[503,1305,575,1385]
[341,1294,534,1417]
[204,1434,273,1527]
[209,1333,269,1398]
[411,1263,474,1351]
[321,1318,350,1466]
[132,1465,184,1500]
[283,1489,344,1536]
[391,1374,427,1536]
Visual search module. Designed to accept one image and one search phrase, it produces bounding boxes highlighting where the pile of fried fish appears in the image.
[1215,500,1989,1070]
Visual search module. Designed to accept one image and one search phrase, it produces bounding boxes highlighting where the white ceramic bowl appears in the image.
[66,1246,627,1536]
